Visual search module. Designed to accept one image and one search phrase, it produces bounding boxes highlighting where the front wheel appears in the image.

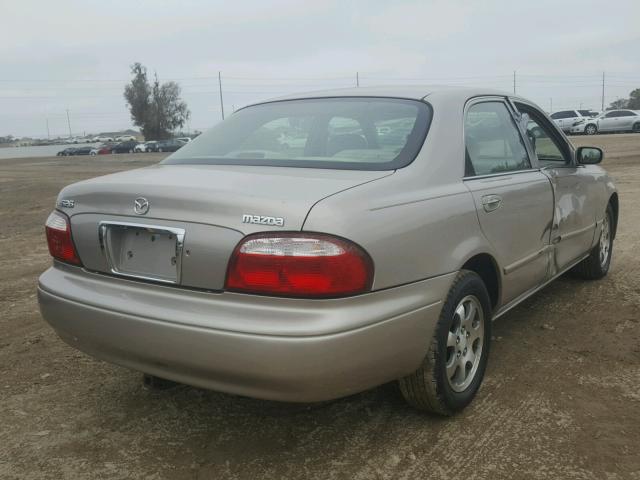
[572,204,614,279]
[633,122,640,133]
[398,270,492,415]
[585,124,598,135]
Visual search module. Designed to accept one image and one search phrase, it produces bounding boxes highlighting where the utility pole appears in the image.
[218,71,225,120]
[513,71,516,94]
[601,71,605,112]
[66,109,72,138]
[46,118,50,140]
[356,72,360,87]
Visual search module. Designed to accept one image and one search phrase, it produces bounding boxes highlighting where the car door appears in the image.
[550,111,564,130]
[567,110,581,130]
[618,111,637,130]
[515,101,598,275]
[599,111,621,132]
[463,98,554,305]
[551,111,569,132]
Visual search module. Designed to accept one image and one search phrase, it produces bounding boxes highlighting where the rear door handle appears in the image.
[481,194,502,212]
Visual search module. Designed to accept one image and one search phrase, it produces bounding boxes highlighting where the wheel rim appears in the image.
[586,125,596,135]
[446,295,484,392]
[600,214,611,267]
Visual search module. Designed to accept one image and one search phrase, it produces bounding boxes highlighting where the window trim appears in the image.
[512,99,575,168]
[462,96,536,179]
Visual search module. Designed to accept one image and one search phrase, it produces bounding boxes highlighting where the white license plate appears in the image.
[99,222,186,284]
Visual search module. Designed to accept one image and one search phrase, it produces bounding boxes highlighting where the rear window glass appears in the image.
[163,97,431,170]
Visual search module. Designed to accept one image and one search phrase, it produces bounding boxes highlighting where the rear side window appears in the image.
[550,111,575,119]
[464,101,530,176]
[164,97,432,171]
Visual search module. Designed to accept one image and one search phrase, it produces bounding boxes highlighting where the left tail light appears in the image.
[45,210,81,265]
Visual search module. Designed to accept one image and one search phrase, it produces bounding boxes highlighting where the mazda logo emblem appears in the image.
[134,197,150,215]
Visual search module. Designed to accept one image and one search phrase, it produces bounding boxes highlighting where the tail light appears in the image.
[225,233,373,298]
[45,210,81,265]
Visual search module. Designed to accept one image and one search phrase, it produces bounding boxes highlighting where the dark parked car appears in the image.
[72,146,93,156]
[111,141,139,154]
[57,147,77,156]
[156,139,185,152]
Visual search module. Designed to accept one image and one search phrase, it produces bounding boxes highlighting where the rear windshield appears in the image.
[163,97,432,170]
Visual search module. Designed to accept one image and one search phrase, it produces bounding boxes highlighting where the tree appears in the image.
[628,89,640,110]
[124,63,190,140]
[607,98,628,110]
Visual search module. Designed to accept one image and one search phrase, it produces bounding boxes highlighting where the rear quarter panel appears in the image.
[303,174,486,290]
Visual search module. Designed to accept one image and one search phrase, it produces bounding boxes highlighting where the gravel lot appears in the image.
[1,136,639,480]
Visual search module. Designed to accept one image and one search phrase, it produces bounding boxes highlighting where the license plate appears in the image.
[98,222,186,284]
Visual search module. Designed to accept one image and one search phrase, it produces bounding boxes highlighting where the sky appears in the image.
[1,0,639,138]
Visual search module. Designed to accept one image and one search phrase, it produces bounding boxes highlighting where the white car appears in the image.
[583,109,640,135]
[93,136,114,142]
[116,135,137,142]
[134,141,157,152]
[549,110,599,135]
[176,137,192,144]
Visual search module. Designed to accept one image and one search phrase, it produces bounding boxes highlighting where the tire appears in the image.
[633,122,640,133]
[572,204,614,280]
[158,147,163,152]
[585,124,598,135]
[398,270,492,415]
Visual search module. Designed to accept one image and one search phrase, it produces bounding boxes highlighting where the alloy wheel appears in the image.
[446,295,484,392]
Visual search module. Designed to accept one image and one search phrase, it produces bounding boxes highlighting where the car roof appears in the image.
[249,85,514,105]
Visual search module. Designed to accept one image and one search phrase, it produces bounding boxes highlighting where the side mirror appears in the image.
[577,146,603,165]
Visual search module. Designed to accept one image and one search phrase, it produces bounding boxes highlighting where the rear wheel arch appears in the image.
[461,253,500,311]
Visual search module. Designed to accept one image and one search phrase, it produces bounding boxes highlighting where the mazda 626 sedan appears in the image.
[38,86,618,415]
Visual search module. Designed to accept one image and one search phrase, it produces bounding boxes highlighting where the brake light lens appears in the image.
[225,233,373,298]
[45,210,81,265]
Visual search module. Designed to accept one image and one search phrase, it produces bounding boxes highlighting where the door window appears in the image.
[516,104,570,166]
[464,102,531,176]
[551,111,576,120]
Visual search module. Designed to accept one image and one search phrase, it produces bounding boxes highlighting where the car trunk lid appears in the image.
[61,164,391,290]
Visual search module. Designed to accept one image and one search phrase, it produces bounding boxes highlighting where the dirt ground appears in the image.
[1,137,639,480]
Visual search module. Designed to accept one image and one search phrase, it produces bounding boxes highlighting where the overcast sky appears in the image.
[2,0,639,138]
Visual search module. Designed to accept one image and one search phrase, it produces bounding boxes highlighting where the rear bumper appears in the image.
[38,264,454,402]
